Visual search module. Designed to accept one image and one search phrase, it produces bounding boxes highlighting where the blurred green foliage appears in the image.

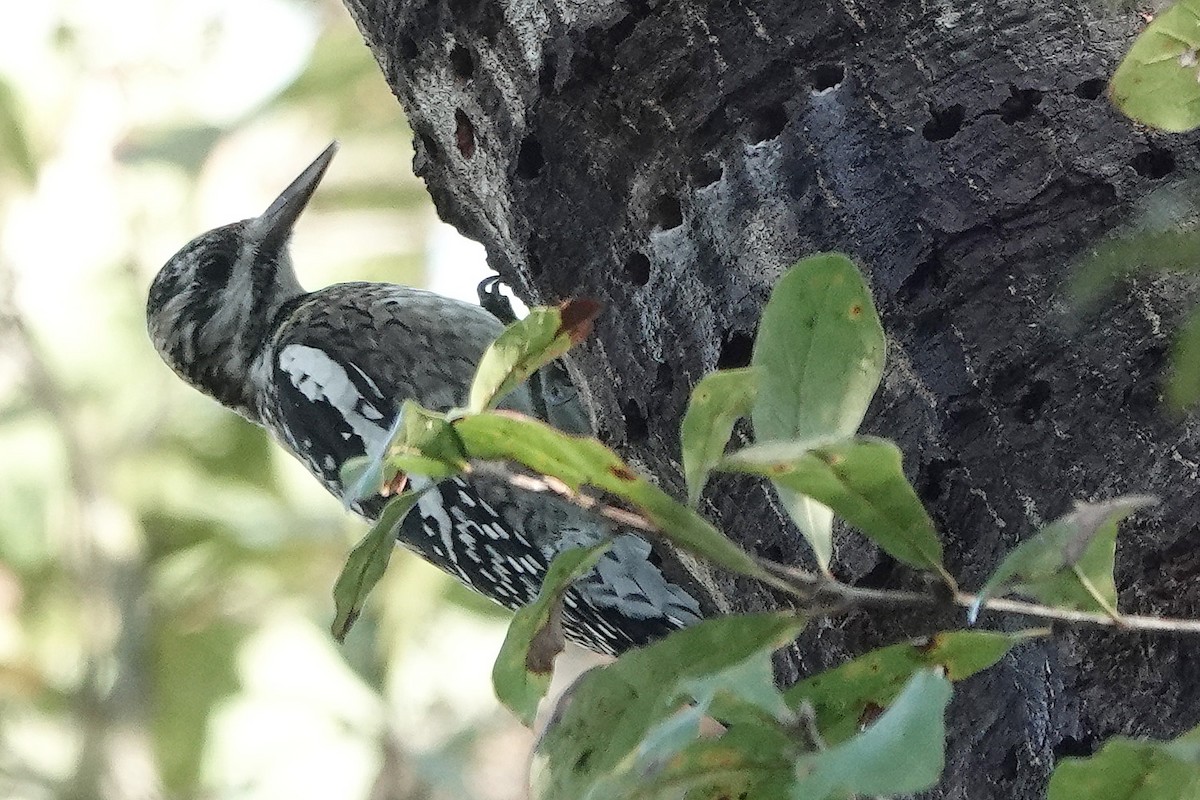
[0,2,529,799]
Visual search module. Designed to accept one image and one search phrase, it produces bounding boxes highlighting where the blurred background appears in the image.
[0,1,542,797]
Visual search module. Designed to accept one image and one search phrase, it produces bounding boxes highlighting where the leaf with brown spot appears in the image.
[525,598,566,676]
[608,465,637,482]
[784,630,1035,746]
[468,303,599,413]
[750,253,885,570]
[493,543,612,727]
[857,701,885,729]
[557,298,602,344]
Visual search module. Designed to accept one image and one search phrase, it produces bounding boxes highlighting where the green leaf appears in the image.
[683,647,794,725]
[1168,309,1200,409]
[791,669,952,799]
[751,253,886,441]
[586,652,801,800]
[750,253,886,568]
[468,300,600,413]
[601,721,798,800]
[784,630,1035,746]
[1072,228,1200,308]
[492,543,612,726]
[532,613,806,800]
[331,491,421,641]
[722,436,946,577]
[339,454,387,501]
[973,495,1156,620]
[1111,0,1200,132]
[394,400,468,466]
[680,368,758,506]
[342,401,465,506]
[453,410,773,584]
[1048,722,1200,800]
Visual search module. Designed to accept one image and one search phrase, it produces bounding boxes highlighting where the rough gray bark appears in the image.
[341,1,1200,796]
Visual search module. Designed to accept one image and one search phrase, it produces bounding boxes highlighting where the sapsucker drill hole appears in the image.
[999,86,1043,124]
[810,63,844,91]
[622,398,649,442]
[717,329,755,369]
[748,105,788,143]
[419,131,440,161]
[624,252,651,286]
[690,156,722,188]
[450,45,474,80]
[920,457,958,502]
[650,195,682,230]
[923,103,964,141]
[1017,380,1051,423]
[1053,735,1098,761]
[454,110,476,159]
[1073,78,1105,101]
[1130,148,1176,179]
[539,52,557,92]
[516,135,544,179]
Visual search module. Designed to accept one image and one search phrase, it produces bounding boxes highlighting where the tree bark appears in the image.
[341,0,1200,795]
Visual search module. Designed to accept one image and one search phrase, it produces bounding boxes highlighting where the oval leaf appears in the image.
[681,367,758,505]
[1048,722,1200,800]
[492,543,612,726]
[791,669,952,799]
[331,491,422,641]
[972,495,1156,621]
[722,436,947,578]
[468,300,600,413]
[1111,1,1200,133]
[751,253,885,568]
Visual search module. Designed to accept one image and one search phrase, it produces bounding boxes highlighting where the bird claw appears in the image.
[478,275,519,324]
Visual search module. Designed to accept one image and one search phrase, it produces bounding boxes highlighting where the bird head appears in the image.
[146,142,337,419]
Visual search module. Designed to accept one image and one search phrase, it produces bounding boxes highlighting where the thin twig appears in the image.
[470,460,1200,636]
[955,593,1200,633]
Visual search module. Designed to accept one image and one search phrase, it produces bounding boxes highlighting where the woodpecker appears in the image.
[146,142,705,655]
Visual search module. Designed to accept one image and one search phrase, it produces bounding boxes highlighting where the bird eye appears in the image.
[197,254,234,285]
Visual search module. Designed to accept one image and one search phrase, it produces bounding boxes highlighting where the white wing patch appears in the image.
[277,345,462,557]
[278,344,390,452]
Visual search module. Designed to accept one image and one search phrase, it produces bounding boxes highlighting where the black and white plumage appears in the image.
[146,143,704,655]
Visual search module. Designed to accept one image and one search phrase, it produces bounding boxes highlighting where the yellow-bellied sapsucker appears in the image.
[145,143,705,655]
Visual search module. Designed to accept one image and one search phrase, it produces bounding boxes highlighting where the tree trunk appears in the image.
[340,0,1200,795]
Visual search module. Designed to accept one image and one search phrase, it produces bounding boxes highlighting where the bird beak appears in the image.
[247,141,338,251]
